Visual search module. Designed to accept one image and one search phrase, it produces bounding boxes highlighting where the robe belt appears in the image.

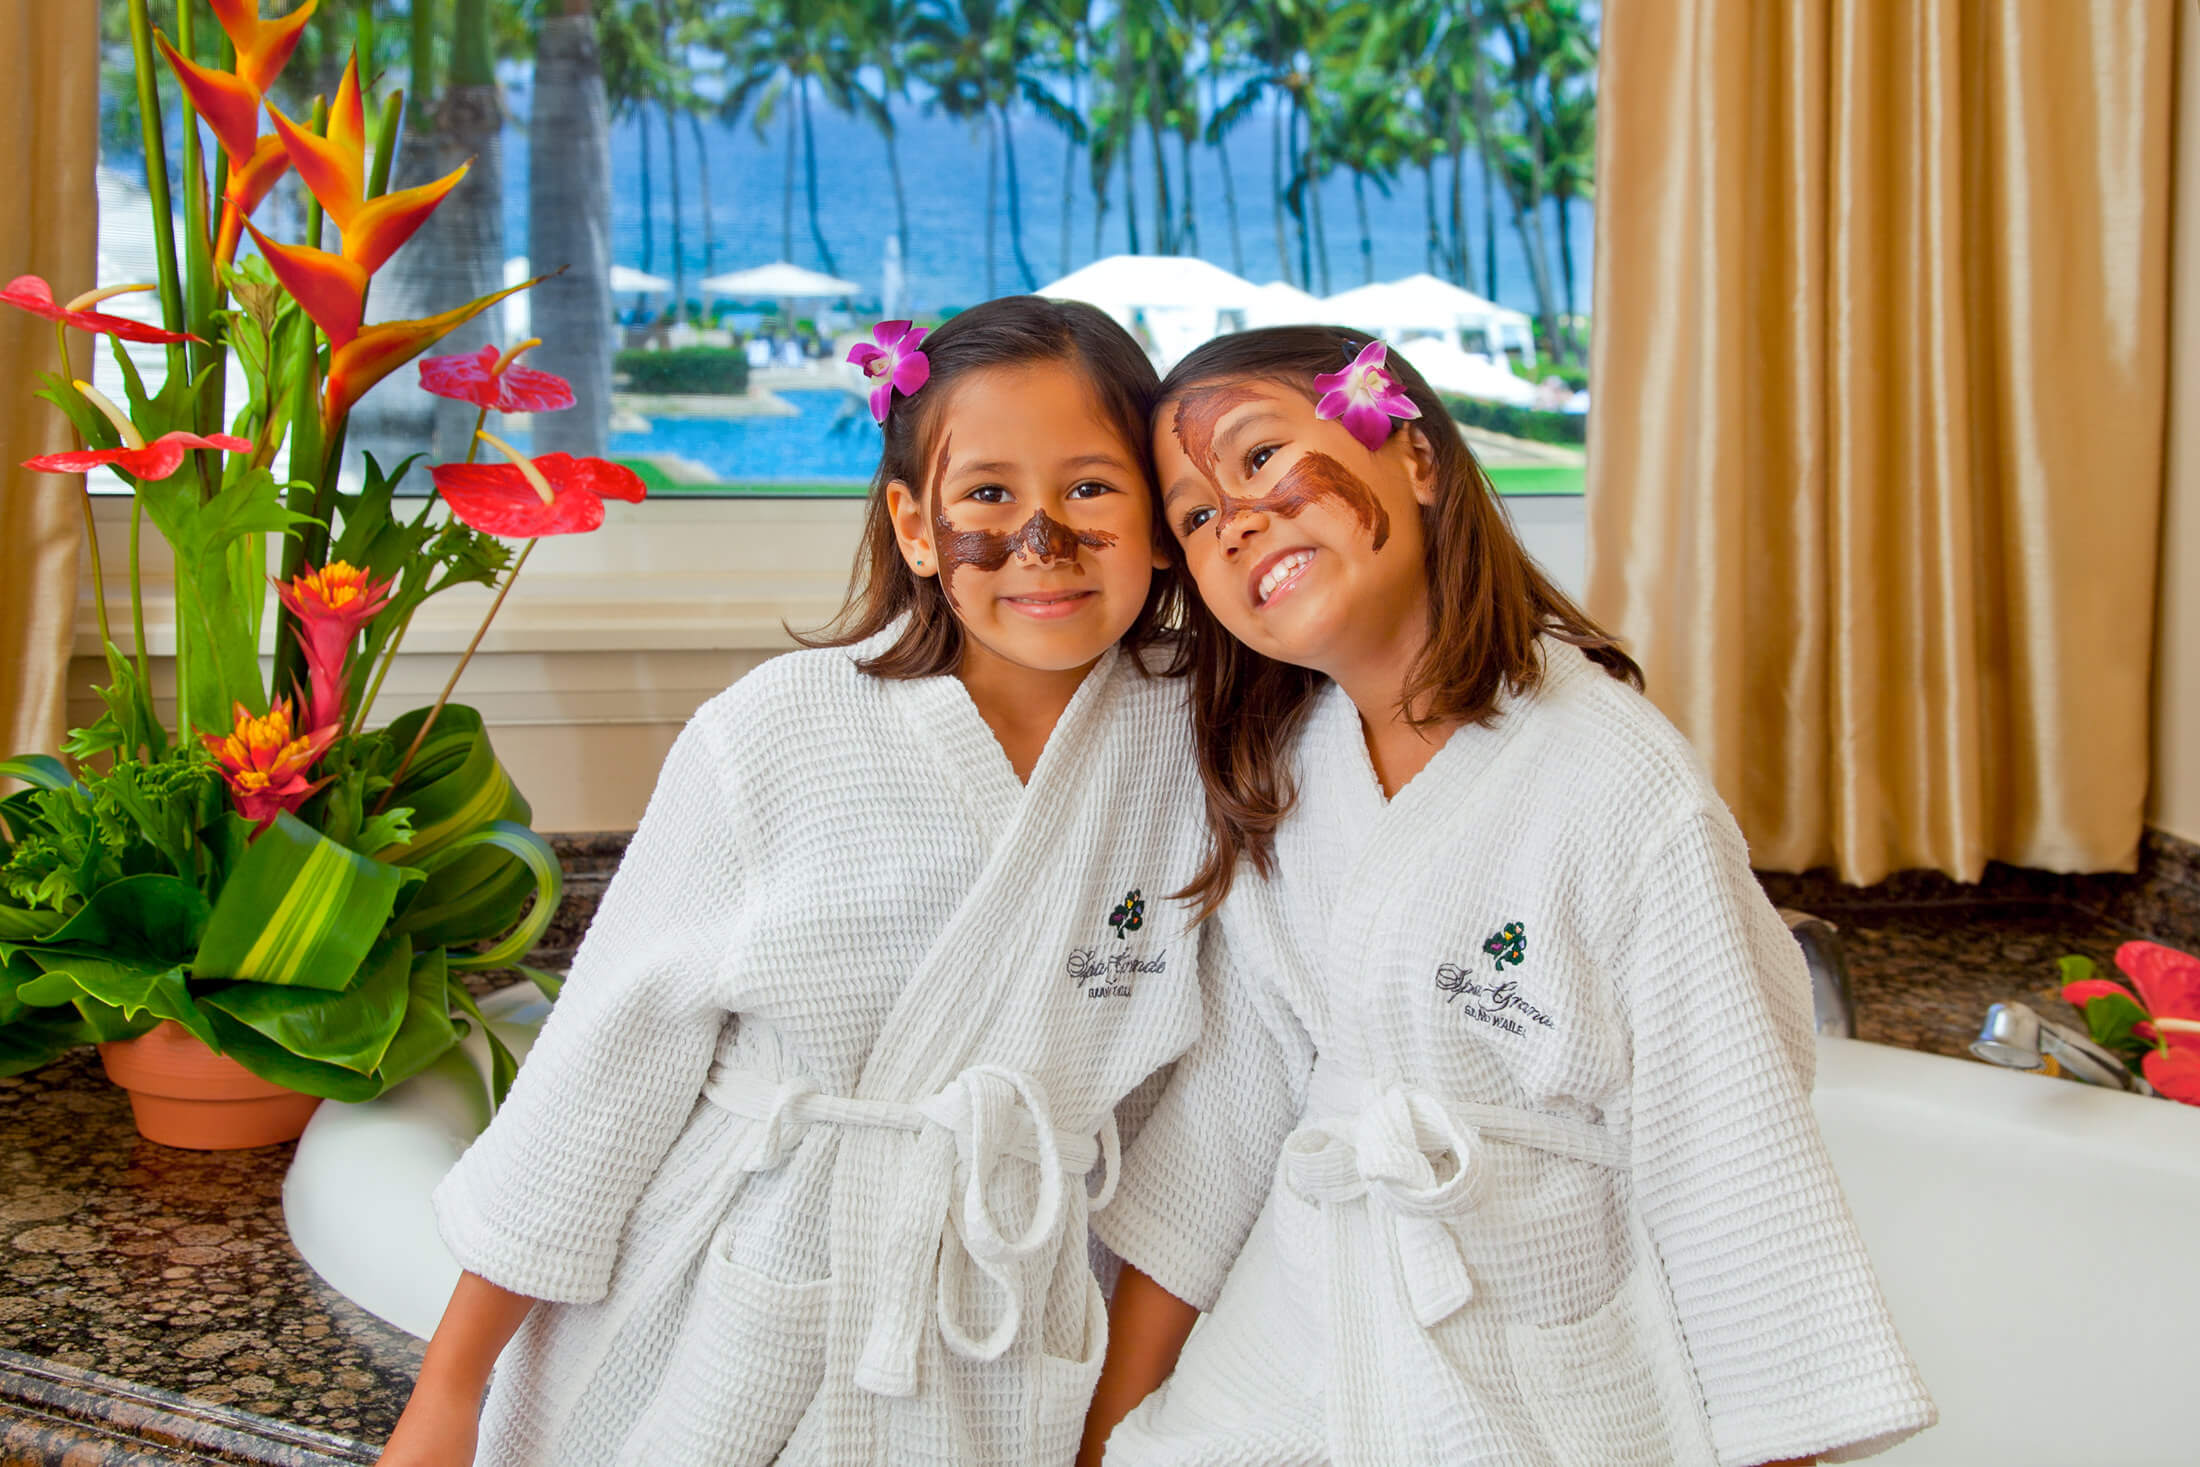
[1282,1083,1626,1330]
[703,1062,1121,1399]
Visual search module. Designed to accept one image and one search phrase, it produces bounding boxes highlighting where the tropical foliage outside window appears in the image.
[94,1,1596,497]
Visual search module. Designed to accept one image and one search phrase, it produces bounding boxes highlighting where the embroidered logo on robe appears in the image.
[1483,922,1527,970]
[1109,889,1145,939]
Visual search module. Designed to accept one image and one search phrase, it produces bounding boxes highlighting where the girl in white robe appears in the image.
[1079,327,1937,1467]
[376,298,1220,1467]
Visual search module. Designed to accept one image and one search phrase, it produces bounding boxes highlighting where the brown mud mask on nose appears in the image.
[929,469,1121,607]
[1170,385,1392,552]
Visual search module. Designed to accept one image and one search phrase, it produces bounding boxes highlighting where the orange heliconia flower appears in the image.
[154,3,317,267]
[201,697,341,830]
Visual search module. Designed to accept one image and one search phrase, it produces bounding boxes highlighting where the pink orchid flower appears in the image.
[1313,340,1422,454]
[419,339,576,415]
[431,433,647,538]
[847,320,930,424]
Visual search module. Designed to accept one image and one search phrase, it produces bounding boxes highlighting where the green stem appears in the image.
[375,538,536,810]
[124,0,186,385]
[270,100,331,707]
[128,498,148,690]
[350,607,414,737]
[57,322,112,654]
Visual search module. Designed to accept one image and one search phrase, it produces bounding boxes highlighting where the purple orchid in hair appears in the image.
[848,320,931,424]
[1313,340,1422,453]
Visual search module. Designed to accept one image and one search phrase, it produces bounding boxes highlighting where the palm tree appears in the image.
[912,0,1043,294]
[529,0,614,456]
[840,0,922,269]
[719,0,849,276]
[1181,0,1251,275]
[1032,0,1102,277]
[1542,45,1595,356]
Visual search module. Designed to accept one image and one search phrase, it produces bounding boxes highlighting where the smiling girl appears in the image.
[378,297,1222,1467]
[1079,327,1936,1467]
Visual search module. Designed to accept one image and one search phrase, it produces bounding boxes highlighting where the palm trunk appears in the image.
[781,96,797,262]
[985,117,998,294]
[664,101,686,321]
[1121,121,1141,253]
[1177,130,1196,256]
[1480,138,1498,302]
[1353,171,1372,284]
[1291,101,1311,289]
[881,107,911,266]
[530,3,612,456]
[1213,71,1243,275]
[1447,94,1467,283]
[1060,69,1078,277]
[1306,123,1330,295]
[1147,117,1173,254]
[1423,162,1441,277]
[1118,32,1140,254]
[1555,182,1577,359]
[688,111,717,275]
[999,106,1037,290]
[799,79,838,274]
[639,101,655,272]
[1271,98,1290,283]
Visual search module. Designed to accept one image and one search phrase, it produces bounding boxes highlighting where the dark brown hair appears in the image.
[800,295,1181,677]
[1158,325,1643,912]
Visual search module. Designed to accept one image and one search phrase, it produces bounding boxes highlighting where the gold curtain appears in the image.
[0,0,97,763]
[1585,0,2177,883]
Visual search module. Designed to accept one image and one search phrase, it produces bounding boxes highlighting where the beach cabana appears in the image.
[1393,337,1539,406]
[1324,273,1538,366]
[1243,280,1327,328]
[1037,255,1268,365]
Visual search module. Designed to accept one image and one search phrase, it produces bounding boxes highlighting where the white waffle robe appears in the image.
[1098,642,1937,1467]
[432,639,1212,1466]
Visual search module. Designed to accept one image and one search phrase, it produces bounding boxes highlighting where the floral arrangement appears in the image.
[2058,941,2200,1104]
[0,0,643,1107]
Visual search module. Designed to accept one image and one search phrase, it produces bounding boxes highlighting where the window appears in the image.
[93,1,1595,501]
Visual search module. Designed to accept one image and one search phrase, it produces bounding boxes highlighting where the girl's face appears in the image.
[1155,376,1438,679]
[888,360,1167,674]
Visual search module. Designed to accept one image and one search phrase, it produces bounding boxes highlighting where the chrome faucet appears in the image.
[1780,909,1855,1038]
[1969,1002,2155,1094]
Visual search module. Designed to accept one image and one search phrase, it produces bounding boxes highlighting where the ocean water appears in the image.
[498,83,1593,320]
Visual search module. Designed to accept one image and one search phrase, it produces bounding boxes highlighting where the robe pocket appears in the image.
[622,1241,832,1467]
[1502,1264,1676,1467]
[1029,1271,1110,1463]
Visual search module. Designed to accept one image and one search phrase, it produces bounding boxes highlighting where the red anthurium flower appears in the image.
[432,434,647,537]
[268,57,468,278]
[201,697,340,831]
[1,276,201,345]
[419,340,576,414]
[275,561,393,734]
[21,380,249,481]
[207,0,318,101]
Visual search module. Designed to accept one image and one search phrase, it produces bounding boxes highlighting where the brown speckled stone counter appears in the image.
[2,831,2194,1464]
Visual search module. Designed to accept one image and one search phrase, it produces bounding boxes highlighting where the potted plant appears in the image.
[0,0,643,1148]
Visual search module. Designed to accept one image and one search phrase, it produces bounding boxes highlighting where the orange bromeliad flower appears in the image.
[202,697,341,830]
[275,560,393,733]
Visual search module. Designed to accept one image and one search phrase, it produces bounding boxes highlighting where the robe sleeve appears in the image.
[432,715,744,1304]
[1091,915,1311,1311]
[1622,807,1936,1466]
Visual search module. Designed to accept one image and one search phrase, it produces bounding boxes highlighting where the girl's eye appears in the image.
[968,485,1010,504]
[1179,505,1215,536]
[1245,443,1278,474]
[1067,480,1114,499]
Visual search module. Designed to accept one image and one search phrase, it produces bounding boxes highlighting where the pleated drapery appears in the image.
[0,0,98,764]
[1585,0,2176,882]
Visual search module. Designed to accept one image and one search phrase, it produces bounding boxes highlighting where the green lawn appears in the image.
[617,460,1585,500]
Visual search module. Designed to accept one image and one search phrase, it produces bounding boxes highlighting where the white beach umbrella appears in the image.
[699,261,863,298]
[610,265,674,294]
[1038,254,1267,313]
[1243,280,1327,328]
[1324,273,1537,364]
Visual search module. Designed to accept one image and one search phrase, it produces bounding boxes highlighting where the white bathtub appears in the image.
[287,1016,2200,1463]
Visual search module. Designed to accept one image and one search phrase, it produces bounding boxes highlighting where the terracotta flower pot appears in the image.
[96,1020,322,1150]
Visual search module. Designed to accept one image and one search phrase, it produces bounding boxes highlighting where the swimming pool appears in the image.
[604,389,882,486]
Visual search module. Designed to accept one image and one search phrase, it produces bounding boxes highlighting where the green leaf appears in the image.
[0,953,100,1076]
[375,944,464,1094]
[36,371,116,450]
[14,952,218,1052]
[0,906,62,943]
[42,872,210,958]
[377,706,540,949]
[2078,990,2155,1059]
[0,756,82,796]
[201,1008,381,1101]
[193,811,402,991]
[430,822,562,973]
[199,935,413,1075]
[2058,954,2098,987]
[514,963,564,1003]
[201,940,465,1101]
[448,979,516,1107]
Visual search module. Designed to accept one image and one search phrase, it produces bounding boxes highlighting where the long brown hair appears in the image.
[800,296,1182,677]
[1159,325,1642,912]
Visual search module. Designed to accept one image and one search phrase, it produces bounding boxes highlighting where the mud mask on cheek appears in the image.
[928,444,1122,605]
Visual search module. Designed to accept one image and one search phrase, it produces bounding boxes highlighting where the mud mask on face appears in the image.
[1171,385,1393,551]
[928,436,1122,605]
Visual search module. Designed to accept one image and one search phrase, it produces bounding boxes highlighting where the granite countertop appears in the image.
[0,882,2180,1465]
